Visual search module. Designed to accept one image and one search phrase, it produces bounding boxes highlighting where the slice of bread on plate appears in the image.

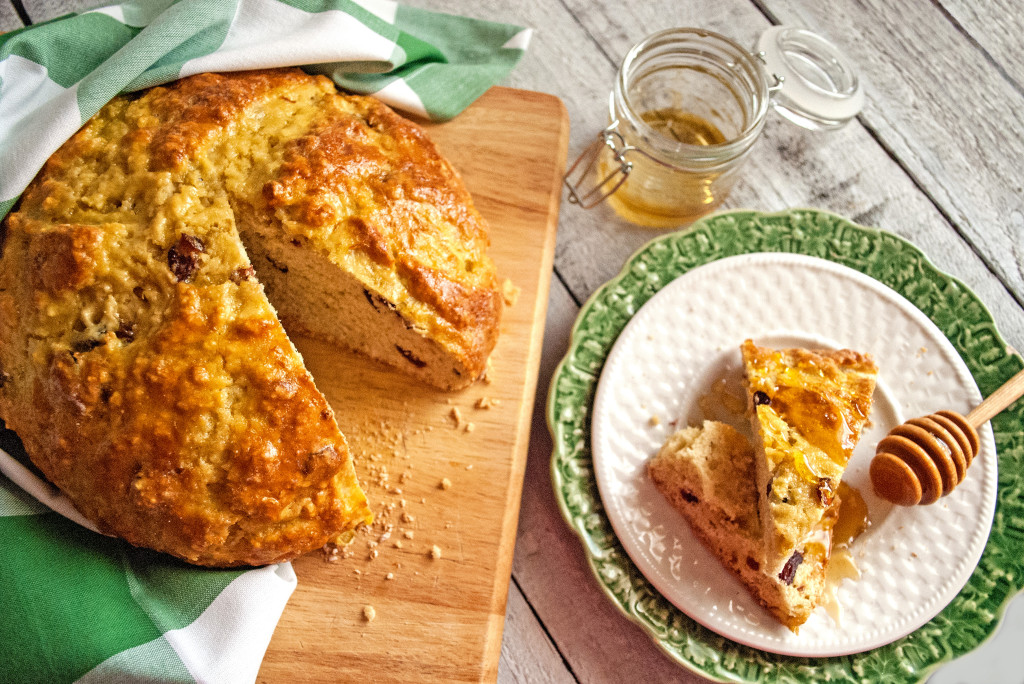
[648,420,832,629]
[741,339,877,623]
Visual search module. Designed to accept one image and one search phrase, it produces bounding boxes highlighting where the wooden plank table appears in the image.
[7,1,1024,682]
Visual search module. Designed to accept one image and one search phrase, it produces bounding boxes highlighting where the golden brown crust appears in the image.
[145,70,313,171]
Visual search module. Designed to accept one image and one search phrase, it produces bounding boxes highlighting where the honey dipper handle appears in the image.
[966,367,1024,427]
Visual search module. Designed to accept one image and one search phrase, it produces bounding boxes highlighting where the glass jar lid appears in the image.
[756,26,864,130]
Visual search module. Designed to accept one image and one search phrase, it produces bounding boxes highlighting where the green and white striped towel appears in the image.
[0,0,531,219]
[0,1,529,681]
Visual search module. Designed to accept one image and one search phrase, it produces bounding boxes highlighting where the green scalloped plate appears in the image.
[547,208,1024,683]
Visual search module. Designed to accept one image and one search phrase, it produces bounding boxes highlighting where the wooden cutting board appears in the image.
[256,87,569,683]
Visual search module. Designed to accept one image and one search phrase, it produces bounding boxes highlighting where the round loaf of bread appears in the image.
[0,68,501,566]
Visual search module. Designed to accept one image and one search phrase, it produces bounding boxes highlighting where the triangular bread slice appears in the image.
[648,420,832,629]
[740,339,877,617]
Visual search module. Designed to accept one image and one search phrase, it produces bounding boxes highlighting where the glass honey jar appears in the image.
[565,26,863,228]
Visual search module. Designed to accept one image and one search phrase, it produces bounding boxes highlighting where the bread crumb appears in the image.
[502,278,520,306]
[404,530,415,539]
[363,605,376,622]
[394,540,404,549]
[430,545,442,560]
[475,397,501,409]
[464,422,475,433]
[368,548,379,560]
[401,511,415,523]
[482,358,494,384]
[385,572,395,580]
[449,407,463,428]
[465,464,473,470]
[440,477,452,490]
[501,278,524,307]
[649,415,660,427]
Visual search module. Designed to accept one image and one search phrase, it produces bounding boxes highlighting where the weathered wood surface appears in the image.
[9,0,1024,682]
[0,1,21,30]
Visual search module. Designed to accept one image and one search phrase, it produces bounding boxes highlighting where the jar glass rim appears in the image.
[614,27,770,164]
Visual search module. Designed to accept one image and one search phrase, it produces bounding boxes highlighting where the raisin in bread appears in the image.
[740,340,877,591]
[649,420,831,629]
[0,69,501,566]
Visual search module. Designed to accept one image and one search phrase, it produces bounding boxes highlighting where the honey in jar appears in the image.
[565,26,865,228]
[602,108,731,226]
[590,28,769,228]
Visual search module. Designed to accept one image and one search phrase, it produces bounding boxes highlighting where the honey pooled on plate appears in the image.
[820,482,869,625]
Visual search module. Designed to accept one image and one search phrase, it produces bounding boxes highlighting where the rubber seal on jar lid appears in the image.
[756,26,864,130]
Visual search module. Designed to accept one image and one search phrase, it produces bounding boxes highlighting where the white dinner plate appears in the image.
[590,252,998,657]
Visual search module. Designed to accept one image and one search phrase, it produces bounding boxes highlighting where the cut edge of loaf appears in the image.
[234,214,481,391]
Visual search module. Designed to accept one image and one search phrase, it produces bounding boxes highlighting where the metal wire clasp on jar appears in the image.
[565,26,863,228]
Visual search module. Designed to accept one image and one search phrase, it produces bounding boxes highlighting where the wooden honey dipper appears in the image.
[871,367,1024,505]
